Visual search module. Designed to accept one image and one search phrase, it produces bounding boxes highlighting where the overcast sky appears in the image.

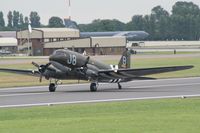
[1,0,200,24]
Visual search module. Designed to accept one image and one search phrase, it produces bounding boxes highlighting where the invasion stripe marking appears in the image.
[109,72,126,78]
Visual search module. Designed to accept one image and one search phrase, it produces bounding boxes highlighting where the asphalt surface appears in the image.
[0,77,200,108]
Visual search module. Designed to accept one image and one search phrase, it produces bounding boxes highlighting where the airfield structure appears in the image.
[16,28,126,56]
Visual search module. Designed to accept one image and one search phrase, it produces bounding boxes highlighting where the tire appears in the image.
[49,83,56,92]
[90,83,97,92]
[118,83,122,90]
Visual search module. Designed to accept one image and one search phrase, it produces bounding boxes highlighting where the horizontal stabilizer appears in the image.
[98,65,193,79]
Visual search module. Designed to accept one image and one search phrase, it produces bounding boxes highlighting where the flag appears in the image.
[28,23,32,33]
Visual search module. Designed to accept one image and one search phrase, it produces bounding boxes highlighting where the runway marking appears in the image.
[0,82,199,97]
[0,83,89,91]
[128,82,200,89]
[0,94,200,108]
[0,77,199,91]
[0,93,49,97]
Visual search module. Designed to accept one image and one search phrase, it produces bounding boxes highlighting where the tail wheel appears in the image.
[90,83,97,92]
[118,83,122,90]
[49,83,56,92]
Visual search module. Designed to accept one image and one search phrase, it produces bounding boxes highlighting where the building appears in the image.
[17,28,126,56]
[44,36,126,55]
[0,38,18,53]
[17,28,80,56]
[0,31,16,38]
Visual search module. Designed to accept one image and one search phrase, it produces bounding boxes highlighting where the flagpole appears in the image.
[28,23,32,56]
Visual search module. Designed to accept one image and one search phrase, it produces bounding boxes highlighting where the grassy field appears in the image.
[0,55,200,133]
[0,55,199,88]
[0,98,200,133]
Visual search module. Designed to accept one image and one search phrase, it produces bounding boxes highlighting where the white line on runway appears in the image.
[128,82,200,89]
[0,92,49,97]
[0,77,200,91]
[0,94,200,108]
[0,82,199,98]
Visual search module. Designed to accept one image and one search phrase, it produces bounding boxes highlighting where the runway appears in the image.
[0,77,200,108]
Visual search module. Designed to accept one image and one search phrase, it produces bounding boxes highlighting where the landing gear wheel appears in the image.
[90,83,97,92]
[49,83,56,92]
[118,83,122,90]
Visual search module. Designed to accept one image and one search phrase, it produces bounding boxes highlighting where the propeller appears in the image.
[32,62,51,82]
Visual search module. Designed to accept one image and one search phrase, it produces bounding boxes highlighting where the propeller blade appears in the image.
[45,63,51,68]
[32,62,40,68]
[32,62,51,83]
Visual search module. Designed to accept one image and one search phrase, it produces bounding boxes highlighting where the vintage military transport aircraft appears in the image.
[0,49,193,92]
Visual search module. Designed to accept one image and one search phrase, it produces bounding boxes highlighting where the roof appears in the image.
[17,28,80,39]
[34,28,79,32]
[0,31,16,38]
[0,38,17,46]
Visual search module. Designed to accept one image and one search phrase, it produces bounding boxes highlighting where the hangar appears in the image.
[0,38,18,54]
[17,28,126,56]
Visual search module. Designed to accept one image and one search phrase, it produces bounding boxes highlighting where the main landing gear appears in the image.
[49,79,61,92]
[49,83,56,92]
[90,82,98,92]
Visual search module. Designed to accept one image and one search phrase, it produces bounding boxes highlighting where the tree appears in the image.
[48,17,64,27]
[130,15,145,30]
[7,11,13,27]
[0,11,5,29]
[142,15,156,40]
[19,13,24,26]
[24,16,29,24]
[151,6,170,40]
[151,6,169,21]
[171,1,200,40]
[13,10,20,28]
[30,11,41,27]
[79,19,125,32]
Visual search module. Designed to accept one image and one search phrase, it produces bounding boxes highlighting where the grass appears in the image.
[136,51,200,55]
[0,98,200,133]
[0,55,199,88]
[0,55,200,133]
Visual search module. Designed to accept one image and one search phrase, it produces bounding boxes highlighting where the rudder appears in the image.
[118,48,131,69]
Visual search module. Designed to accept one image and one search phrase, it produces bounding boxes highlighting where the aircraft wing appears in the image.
[98,65,193,79]
[0,68,40,77]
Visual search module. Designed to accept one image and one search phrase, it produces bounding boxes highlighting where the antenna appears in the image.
[68,0,71,20]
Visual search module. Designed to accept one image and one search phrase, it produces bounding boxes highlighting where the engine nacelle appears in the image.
[87,64,99,72]
[50,61,71,72]
[85,69,97,78]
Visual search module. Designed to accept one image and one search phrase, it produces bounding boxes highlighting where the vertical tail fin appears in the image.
[118,49,131,69]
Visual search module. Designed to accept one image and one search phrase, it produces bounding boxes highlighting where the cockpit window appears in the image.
[54,50,66,56]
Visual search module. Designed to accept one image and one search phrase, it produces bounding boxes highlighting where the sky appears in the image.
[1,0,200,24]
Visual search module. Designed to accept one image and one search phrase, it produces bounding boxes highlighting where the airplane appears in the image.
[0,48,193,92]
[80,31,149,41]
[64,19,149,41]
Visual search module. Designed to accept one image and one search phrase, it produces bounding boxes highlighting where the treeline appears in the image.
[0,11,41,31]
[0,11,65,31]
[0,1,200,40]
[79,1,200,40]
